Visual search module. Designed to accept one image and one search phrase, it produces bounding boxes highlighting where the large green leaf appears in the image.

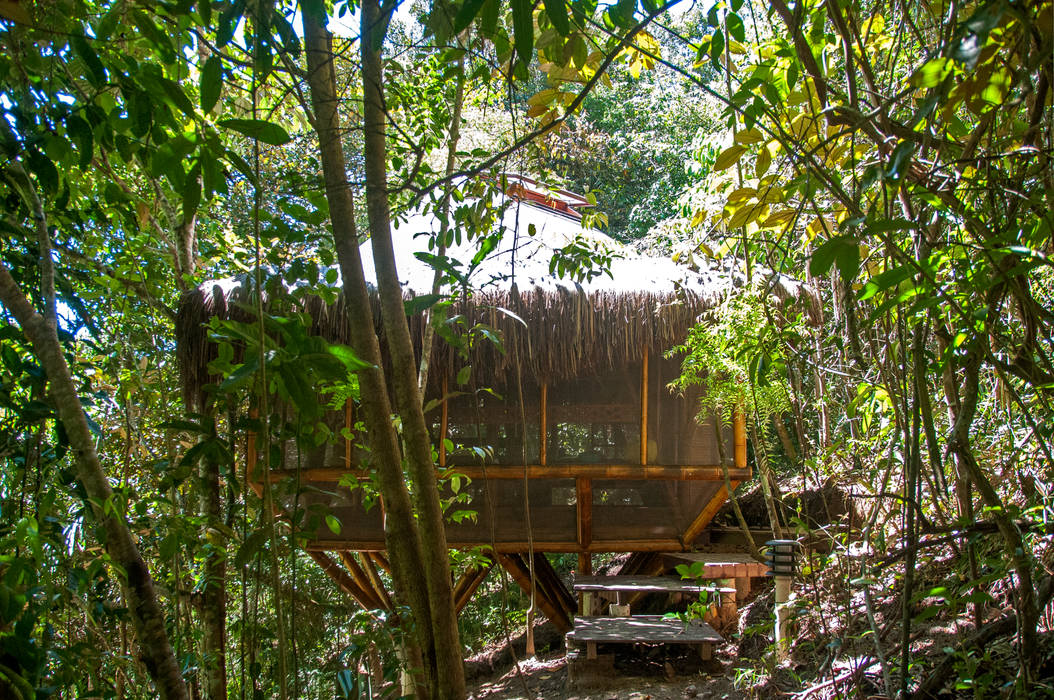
[218,118,291,146]
[200,55,223,114]
[511,0,534,66]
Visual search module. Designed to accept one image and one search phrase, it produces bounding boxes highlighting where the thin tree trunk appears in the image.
[200,427,227,699]
[360,1,465,696]
[0,260,189,700]
[302,8,436,696]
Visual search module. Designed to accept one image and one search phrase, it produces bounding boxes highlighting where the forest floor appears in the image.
[468,646,745,699]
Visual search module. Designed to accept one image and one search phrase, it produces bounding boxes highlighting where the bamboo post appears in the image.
[734,406,747,469]
[640,346,648,466]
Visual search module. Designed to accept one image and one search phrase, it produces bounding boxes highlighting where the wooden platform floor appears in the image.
[567,615,723,645]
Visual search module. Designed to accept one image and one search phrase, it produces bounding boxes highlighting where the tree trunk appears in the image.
[199,429,227,699]
[0,262,189,700]
[301,7,437,696]
[359,1,465,695]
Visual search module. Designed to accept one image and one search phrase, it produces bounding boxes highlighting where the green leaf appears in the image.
[65,113,94,169]
[201,55,223,114]
[235,529,271,568]
[543,0,571,35]
[455,364,471,386]
[25,147,58,194]
[404,293,443,316]
[713,144,746,172]
[326,343,374,372]
[218,355,260,392]
[910,58,953,88]
[452,0,487,34]
[511,0,534,67]
[726,13,745,42]
[218,118,291,146]
[885,141,915,180]
[810,236,853,278]
[709,29,724,68]
[71,34,107,88]
[183,161,202,225]
[325,514,341,535]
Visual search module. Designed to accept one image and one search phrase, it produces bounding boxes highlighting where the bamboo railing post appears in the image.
[734,406,748,470]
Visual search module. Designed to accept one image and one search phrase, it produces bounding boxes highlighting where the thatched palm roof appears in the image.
[177,179,737,406]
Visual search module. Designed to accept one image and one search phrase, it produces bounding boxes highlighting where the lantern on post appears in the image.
[765,540,798,660]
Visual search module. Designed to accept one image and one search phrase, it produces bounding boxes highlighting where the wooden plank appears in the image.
[576,477,592,551]
[495,553,572,633]
[573,576,734,596]
[640,345,648,466]
[261,464,751,482]
[682,482,737,544]
[567,616,722,645]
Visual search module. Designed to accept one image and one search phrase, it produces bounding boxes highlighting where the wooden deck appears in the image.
[567,615,723,661]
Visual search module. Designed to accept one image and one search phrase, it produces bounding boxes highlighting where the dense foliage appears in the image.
[1,0,1052,698]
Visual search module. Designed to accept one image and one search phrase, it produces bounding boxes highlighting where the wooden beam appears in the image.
[369,551,392,575]
[307,538,693,553]
[539,382,548,466]
[309,551,381,611]
[338,551,385,610]
[734,407,748,469]
[683,482,738,544]
[453,562,492,614]
[495,553,572,633]
[532,552,576,617]
[640,345,648,465]
[576,476,592,552]
[361,552,394,610]
[260,464,751,483]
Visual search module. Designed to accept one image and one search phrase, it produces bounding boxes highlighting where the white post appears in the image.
[774,574,792,661]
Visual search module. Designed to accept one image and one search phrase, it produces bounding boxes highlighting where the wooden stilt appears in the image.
[683,482,739,545]
[453,562,492,614]
[532,552,576,616]
[361,552,394,610]
[495,553,572,633]
[338,551,384,610]
[309,551,379,611]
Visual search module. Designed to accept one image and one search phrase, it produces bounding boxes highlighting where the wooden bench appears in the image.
[572,575,736,621]
[566,615,723,661]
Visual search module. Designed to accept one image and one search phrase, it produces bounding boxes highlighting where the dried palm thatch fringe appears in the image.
[176,278,719,410]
